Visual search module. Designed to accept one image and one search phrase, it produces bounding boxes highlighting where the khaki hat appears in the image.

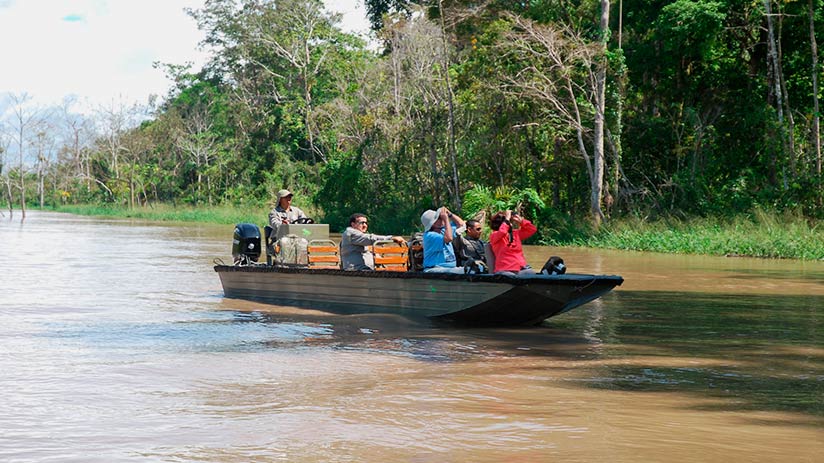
[276,189,293,202]
[421,209,438,232]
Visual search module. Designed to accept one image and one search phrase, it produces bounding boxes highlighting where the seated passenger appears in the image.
[455,219,487,267]
[421,206,466,274]
[489,210,537,274]
[341,213,406,270]
[268,189,308,236]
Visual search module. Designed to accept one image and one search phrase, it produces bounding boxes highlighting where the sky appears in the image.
[0,0,372,113]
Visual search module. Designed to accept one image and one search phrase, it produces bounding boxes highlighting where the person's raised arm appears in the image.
[449,210,465,232]
[440,207,453,244]
[512,215,538,241]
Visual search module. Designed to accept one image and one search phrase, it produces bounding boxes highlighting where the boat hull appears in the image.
[215,265,622,326]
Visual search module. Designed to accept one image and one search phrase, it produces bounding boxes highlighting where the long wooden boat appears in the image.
[215,265,623,326]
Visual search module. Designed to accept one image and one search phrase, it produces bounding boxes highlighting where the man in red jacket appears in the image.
[489,210,537,274]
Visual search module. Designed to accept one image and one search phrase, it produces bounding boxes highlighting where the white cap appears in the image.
[276,189,293,202]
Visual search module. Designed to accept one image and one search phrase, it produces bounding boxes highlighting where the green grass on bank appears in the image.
[37,204,824,261]
[49,204,269,226]
[571,210,824,260]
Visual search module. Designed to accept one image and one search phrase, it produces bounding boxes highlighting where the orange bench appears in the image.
[307,239,341,269]
[371,240,409,272]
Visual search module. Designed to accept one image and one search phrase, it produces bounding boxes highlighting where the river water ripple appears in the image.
[1,211,821,462]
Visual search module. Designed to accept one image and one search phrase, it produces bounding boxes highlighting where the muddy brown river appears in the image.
[1,211,821,462]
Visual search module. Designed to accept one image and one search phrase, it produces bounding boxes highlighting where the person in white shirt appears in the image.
[268,189,308,235]
[341,213,406,270]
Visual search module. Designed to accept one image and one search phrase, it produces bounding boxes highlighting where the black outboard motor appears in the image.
[232,223,261,265]
[540,256,567,275]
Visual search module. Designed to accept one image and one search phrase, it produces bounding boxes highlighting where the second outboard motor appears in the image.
[232,223,261,265]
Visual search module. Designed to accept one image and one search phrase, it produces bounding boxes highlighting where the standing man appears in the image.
[420,206,466,274]
[341,213,406,270]
[268,189,308,235]
[455,219,487,267]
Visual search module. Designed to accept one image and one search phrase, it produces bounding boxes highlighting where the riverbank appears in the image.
[43,203,269,227]
[560,210,823,261]
[25,204,824,261]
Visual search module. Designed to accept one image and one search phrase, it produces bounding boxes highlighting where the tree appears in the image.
[763,0,795,179]
[810,0,821,178]
[437,0,462,211]
[191,0,346,164]
[173,101,220,205]
[33,129,56,208]
[495,13,608,225]
[591,0,611,226]
[95,98,144,204]
[7,93,43,219]
[381,10,458,207]
[364,0,411,31]
[59,98,95,195]
[0,131,12,216]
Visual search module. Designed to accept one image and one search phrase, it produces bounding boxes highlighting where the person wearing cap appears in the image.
[421,206,466,274]
[268,189,308,235]
[341,213,406,271]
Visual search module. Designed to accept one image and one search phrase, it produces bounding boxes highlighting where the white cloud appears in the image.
[0,0,370,112]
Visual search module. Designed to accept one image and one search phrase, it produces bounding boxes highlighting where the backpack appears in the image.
[276,234,309,265]
[463,259,488,274]
[409,233,424,271]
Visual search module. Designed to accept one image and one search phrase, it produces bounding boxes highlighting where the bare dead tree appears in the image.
[379,11,454,206]
[96,98,132,182]
[173,103,219,206]
[95,99,147,206]
[33,129,56,208]
[0,131,12,217]
[8,93,44,220]
[496,13,608,226]
[59,98,95,193]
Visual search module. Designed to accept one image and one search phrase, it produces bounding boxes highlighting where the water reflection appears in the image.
[553,290,824,422]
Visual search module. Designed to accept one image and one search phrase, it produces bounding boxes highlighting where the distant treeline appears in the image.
[1,0,822,235]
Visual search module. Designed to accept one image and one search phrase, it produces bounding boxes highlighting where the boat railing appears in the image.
[264,225,276,266]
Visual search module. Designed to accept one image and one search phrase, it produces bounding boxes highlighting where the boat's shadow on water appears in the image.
[216,297,596,362]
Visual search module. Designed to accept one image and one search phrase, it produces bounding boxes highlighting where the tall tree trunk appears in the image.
[18,123,26,220]
[613,0,626,214]
[304,74,318,162]
[811,0,822,177]
[438,0,461,211]
[427,121,441,207]
[764,0,791,184]
[776,2,796,176]
[303,40,323,163]
[6,179,13,217]
[38,157,44,208]
[591,0,610,227]
[129,160,135,209]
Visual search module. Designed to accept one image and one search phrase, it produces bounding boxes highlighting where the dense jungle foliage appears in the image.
[2,0,822,240]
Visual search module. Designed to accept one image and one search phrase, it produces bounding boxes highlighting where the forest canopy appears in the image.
[2,0,822,235]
